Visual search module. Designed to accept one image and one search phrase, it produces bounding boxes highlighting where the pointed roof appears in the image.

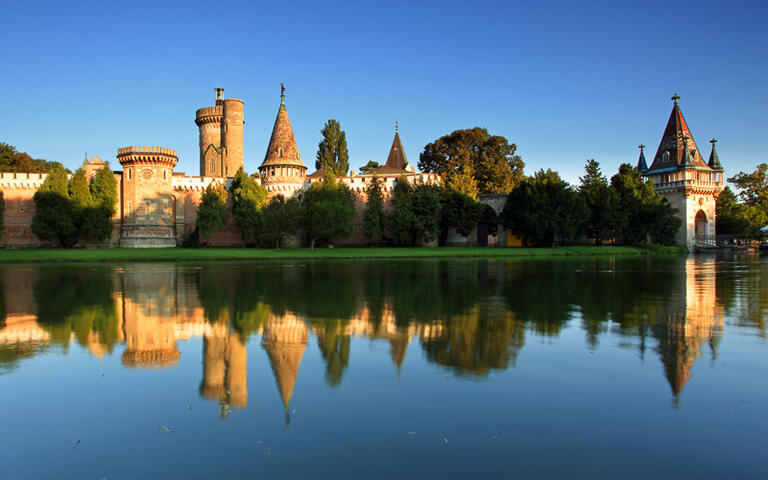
[372,129,410,175]
[636,145,648,173]
[708,138,723,170]
[260,85,305,169]
[647,94,711,172]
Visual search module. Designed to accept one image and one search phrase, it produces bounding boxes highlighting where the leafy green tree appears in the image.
[31,165,77,247]
[578,159,618,244]
[716,186,763,239]
[196,182,228,244]
[302,171,355,250]
[610,164,679,245]
[418,127,524,194]
[445,164,480,199]
[315,119,349,177]
[411,184,441,246]
[262,194,301,249]
[359,161,379,174]
[388,176,416,245]
[229,167,268,246]
[362,175,385,245]
[91,162,117,215]
[502,170,586,247]
[69,168,93,208]
[728,163,768,236]
[0,142,66,173]
[68,167,111,243]
[439,189,484,240]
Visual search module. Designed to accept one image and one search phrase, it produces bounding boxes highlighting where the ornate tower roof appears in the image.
[372,123,412,175]
[260,84,306,170]
[647,94,711,172]
[636,144,648,173]
[708,138,723,170]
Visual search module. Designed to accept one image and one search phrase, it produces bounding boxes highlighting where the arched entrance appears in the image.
[695,210,708,242]
[477,205,499,247]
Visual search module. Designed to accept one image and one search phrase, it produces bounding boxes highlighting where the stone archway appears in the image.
[695,210,708,241]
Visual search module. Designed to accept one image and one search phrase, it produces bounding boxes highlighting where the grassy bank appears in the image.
[0,245,686,263]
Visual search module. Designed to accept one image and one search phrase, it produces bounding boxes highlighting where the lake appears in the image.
[0,255,766,479]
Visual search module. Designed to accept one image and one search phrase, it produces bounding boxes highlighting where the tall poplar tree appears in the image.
[91,162,118,215]
[316,119,349,177]
[31,164,77,247]
[578,159,617,244]
[196,182,228,244]
[362,175,385,245]
[229,167,268,246]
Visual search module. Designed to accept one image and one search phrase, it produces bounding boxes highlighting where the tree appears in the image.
[502,170,586,247]
[196,182,228,244]
[728,163,768,235]
[445,164,480,199]
[418,127,524,194]
[91,162,118,215]
[261,194,301,250]
[302,171,355,250]
[578,159,618,244]
[388,176,416,245]
[31,165,77,247]
[316,119,349,177]
[610,164,679,245]
[0,142,65,173]
[359,161,379,174]
[362,175,385,245]
[717,186,763,239]
[439,189,484,240]
[411,183,441,246]
[69,168,93,209]
[230,167,268,246]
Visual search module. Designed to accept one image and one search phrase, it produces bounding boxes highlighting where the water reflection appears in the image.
[0,256,764,416]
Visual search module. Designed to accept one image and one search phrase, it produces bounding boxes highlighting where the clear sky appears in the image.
[1,0,766,184]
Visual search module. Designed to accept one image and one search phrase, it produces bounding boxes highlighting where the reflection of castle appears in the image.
[653,258,723,403]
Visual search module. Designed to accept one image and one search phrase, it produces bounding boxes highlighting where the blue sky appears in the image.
[1,0,766,184]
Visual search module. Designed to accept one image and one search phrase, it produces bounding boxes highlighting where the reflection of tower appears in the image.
[653,258,723,403]
[200,323,248,417]
[262,313,307,423]
[388,333,411,376]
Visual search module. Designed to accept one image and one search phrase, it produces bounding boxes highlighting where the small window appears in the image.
[164,169,167,180]
[278,148,284,158]
[128,169,132,180]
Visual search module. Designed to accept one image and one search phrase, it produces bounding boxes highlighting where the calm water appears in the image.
[0,256,767,479]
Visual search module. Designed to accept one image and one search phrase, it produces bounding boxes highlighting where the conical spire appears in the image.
[708,138,723,170]
[385,129,408,170]
[648,94,708,172]
[636,144,648,172]
[260,84,305,169]
[682,135,695,168]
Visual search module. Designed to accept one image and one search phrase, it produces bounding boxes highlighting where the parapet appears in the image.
[195,105,223,126]
[117,146,178,168]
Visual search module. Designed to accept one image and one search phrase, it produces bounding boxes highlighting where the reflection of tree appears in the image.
[33,266,118,353]
[314,319,351,387]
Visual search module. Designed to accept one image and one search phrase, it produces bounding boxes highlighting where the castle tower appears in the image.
[222,98,244,177]
[642,95,724,248]
[117,146,178,248]
[195,89,224,177]
[195,88,244,178]
[258,84,307,196]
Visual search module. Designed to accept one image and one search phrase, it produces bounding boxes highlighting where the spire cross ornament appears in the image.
[280,83,285,105]
[395,120,398,132]
[710,138,717,146]
[638,144,645,152]
[671,93,681,105]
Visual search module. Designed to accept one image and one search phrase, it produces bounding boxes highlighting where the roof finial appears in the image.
[280,82,285,106]
[395,120,398,133]
[638,144,645,152]
[710,138,717,146]
[671,93,680,105]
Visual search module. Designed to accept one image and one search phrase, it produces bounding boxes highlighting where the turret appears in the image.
[708,138,723,170]
[222,97,244,177]
[195,89,224,177]
[636,144,648,173]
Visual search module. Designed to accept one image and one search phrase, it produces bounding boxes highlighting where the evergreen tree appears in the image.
[501,180,536,247]
[315,119,349,177]
[578,159,617,244]
[261,194,301,250]
[411,184,441,246]
[302,171,355,250]
[388,176,416,245]
[196,182,228,244]
[31,165,77,247]
[69,168,93,208]
[358,161,379,174]
[91,162,118,215]
[229,167,268,246]
[68,167,112,243]
[362,175,385,245]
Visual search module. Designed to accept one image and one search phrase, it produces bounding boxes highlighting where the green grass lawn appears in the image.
[0,245,685,263]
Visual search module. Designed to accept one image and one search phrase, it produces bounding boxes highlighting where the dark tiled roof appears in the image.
[647,97,712,173]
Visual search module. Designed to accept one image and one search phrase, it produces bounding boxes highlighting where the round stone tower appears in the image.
[195,88,224,177]
[117,146,178,248]
[222,98,244,177]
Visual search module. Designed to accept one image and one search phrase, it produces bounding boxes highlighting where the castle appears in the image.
[0,90,722,248]
[0,86,438,248]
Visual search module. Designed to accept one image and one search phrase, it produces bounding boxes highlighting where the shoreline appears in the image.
[0,245,686,263]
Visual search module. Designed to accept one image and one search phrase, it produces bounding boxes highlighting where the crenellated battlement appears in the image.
[117,146,178,168]
[195,106,223,126]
